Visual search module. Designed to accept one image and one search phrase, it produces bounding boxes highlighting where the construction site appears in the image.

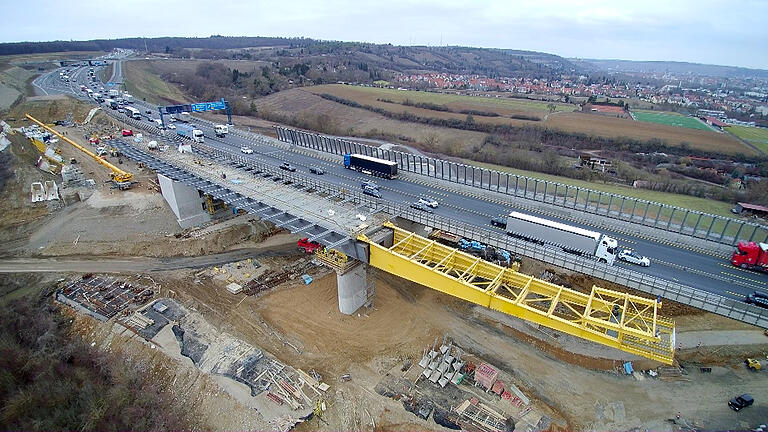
[2,78,768,432]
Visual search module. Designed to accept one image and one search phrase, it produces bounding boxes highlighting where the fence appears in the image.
[274,126,768,248]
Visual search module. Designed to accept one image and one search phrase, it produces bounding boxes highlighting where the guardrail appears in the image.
[81,79,768,330]
[274,126,768,249]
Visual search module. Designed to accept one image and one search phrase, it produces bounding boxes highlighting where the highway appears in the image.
[33,57,768,305]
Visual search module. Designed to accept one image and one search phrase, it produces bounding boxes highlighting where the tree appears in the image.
[547,103,556,114]
[232,69,240,83]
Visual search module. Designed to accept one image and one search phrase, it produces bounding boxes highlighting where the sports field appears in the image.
[726,125,768,153]
[632,110,712,131]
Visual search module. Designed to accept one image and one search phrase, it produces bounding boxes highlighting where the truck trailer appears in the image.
[343,153,398,179]
[731,241,768,272]
[505,211,617,265]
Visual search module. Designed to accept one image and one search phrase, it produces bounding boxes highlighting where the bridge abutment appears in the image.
[157,173,211,228]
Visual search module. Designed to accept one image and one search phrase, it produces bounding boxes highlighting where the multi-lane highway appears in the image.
[34,57,768,305]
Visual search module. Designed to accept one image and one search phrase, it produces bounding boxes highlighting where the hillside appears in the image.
[0,37,580,78]
[576,58,768,79]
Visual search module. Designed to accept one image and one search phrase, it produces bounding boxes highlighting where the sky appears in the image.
[3,0,767,70]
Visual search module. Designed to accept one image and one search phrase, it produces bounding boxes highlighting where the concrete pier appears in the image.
[157,173,211,228]
[337,262,369,314]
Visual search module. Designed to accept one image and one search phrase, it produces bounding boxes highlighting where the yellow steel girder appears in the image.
[358,222,676,364]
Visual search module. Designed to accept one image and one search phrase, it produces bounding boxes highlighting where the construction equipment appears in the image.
[745,358,761,371]
[25,114,134,189]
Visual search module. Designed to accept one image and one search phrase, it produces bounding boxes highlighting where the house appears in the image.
[731,202,768,217]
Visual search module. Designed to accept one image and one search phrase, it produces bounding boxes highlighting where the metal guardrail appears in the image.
[71,75,768,329]
[275,127,768,248]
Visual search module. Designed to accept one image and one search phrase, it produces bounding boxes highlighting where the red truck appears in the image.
[297,238,323,254]
[731,241,768,272]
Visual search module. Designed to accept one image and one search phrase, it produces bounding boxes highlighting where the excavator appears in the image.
[26,114,134,189]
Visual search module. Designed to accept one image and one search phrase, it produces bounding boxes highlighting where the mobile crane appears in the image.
[26,114,134,189]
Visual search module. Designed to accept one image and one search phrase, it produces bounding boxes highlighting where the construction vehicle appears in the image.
[745,358,761,371]
[297,238,323,254]
[506,211,618,265]
[429,229,462,246]
[344,153,398,179]
[26,114,133,189]
[731,241,768,273]
[214,124,229,137]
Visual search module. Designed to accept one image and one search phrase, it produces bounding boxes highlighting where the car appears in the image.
[728,394,754,411]
[240,147,253,154]
[410,202,433,213]
[121,129,133,136]
[89,137,100,145]
[145,109,152,114]
[167,123,176,130]
[361,180,378,190]
[491,217,506,228]
[418,197,439,208]
[280,162,296,172]
[362,187,381,198]
[618,249,651,267]
[309,166,325,175]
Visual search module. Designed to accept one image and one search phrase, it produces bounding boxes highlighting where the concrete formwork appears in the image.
[337,262,368,315]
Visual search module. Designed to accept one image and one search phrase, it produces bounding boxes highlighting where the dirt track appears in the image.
[0,241,299,273]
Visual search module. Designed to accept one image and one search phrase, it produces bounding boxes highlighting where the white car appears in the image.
[618,249,651,267]
[418,197,439,208]
[167,123,176,130]
[241,147,253,154]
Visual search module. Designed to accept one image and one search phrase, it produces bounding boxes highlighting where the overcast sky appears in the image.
[3,0,767,69]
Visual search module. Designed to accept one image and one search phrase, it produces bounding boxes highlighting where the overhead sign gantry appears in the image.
[158,98,232,127]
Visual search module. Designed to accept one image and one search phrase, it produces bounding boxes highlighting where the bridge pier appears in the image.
[336,261,370,314]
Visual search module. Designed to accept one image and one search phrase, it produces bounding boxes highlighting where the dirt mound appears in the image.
[6,95,94,125]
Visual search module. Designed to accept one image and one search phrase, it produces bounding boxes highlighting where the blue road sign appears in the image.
[190,100,227,112]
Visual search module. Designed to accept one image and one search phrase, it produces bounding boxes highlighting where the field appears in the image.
[632,109,712,131]
[726,125,768,153]
[306,84,572,121]
[546,112,751,154]
[307,84,751,155]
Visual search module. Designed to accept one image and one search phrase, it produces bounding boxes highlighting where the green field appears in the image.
[632,110,712,131]
[726,125,768,154]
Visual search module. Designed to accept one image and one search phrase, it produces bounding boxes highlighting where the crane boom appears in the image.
[25,114,134,186]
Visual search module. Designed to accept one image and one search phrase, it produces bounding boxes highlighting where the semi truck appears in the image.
[176,124,204,143]
[214,124,229,137]
[505,211,618,265]
[343,153,398,179]
[731,241,768,272]
[125,106,142,120]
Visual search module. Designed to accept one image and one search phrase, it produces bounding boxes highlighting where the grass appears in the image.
[632,110,712,131]
[726,125,768,154]
[308,84,573,114]
[463,158,736,217]
[122,60,190,104]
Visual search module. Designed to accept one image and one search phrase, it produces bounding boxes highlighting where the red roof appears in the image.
[738,202,768,213]
[705,116,727,127]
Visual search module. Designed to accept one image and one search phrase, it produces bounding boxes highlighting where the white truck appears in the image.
[505,211,618,265]
[125,106,142,120]
[108,89,120,98]
[179,112,191,122]
[122,93,134,103]
[214,124,229,137]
